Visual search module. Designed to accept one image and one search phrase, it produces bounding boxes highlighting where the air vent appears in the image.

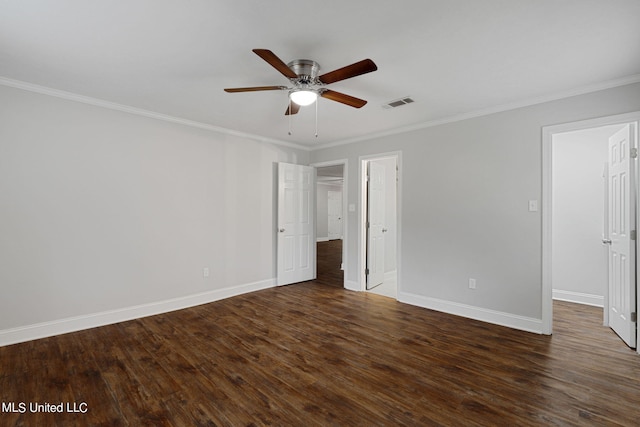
[382,96,415,109]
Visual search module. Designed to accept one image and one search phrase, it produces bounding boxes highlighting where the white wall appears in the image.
[552,125,623,306]
[310,83,640,331]
[0,84,308,344]
[4,81,640,343]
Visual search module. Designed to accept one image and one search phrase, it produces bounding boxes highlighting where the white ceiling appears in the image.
[1,1,639,148]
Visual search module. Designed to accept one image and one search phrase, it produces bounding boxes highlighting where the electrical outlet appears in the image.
[203,267,210,278]
[469,278,476,289]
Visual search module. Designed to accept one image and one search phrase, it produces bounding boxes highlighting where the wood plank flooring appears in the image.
[315,239,343,287]
[1,284,639,426]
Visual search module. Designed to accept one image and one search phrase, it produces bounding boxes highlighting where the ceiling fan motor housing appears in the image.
[287,59,321,84]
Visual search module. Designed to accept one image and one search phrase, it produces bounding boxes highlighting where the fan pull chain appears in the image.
[288,102,292,136]
[315,98,318,138]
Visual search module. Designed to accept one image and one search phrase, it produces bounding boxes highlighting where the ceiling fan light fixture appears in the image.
[290,89,318,106]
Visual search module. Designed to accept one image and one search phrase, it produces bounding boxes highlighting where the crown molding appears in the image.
[4,73,639,153]
[312,73,640,151]
[0,76,311,152]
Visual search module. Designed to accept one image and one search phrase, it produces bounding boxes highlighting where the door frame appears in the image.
[310,159,348,288]
[542,111,640,352]
[359,152,402,295]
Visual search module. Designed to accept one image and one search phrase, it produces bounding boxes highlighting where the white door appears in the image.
[327,190,342,240]
[607,124,637,348]
[366,161,386,289]
[277,163,316,286]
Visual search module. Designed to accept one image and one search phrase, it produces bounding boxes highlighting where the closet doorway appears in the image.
[542,112,640,351]
[360,153,400,299]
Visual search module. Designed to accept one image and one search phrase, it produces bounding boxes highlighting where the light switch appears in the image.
[528,200,538,212]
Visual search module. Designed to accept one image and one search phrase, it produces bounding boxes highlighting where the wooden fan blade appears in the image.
[285,101,300,115]
[224,86,286,93]
[320,89,367,108]
[253,49,298,79]
[318,59,377,84]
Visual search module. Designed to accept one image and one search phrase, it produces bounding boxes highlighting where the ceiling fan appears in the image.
[224,49,378,116]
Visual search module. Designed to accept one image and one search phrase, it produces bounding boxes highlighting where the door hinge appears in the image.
[631,230,636,241]
[631,312,637,323]
[365,268,369,275]
[631,148,638,159]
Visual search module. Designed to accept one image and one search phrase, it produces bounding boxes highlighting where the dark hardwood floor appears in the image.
[315,239,343,287]
[1,280,639,425]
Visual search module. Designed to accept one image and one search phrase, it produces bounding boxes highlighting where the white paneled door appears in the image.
[366,161,386,289]
[607,124,637,348]
[277,163,316,286]
[327,190,343,240]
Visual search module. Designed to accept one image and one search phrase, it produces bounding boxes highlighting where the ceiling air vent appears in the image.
[382,96,415,109]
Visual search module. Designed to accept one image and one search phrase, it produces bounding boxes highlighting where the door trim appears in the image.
[310,159,348,289]
[542,112,640,351]
[359,152,402,295]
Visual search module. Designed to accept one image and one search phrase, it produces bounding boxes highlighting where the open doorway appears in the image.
[552,124,625,309]
[542,112,639,352]
[314,161,346,288]
[360,154,399,299]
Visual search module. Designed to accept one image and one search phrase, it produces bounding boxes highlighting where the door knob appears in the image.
[279,228,285,233]
[602,238,612,244]
[382,228,388,233]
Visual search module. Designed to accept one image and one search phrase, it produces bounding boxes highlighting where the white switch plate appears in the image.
[528,200,538,212]
[203,267,210,278]
[469,278,476,289]
[348,203,356,212]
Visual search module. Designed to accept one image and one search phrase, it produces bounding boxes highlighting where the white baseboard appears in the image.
[317,237,330,242]
[0,279,275,347]
[398,292,543,334]
[552,289,604,307]
[344,280,361,292]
